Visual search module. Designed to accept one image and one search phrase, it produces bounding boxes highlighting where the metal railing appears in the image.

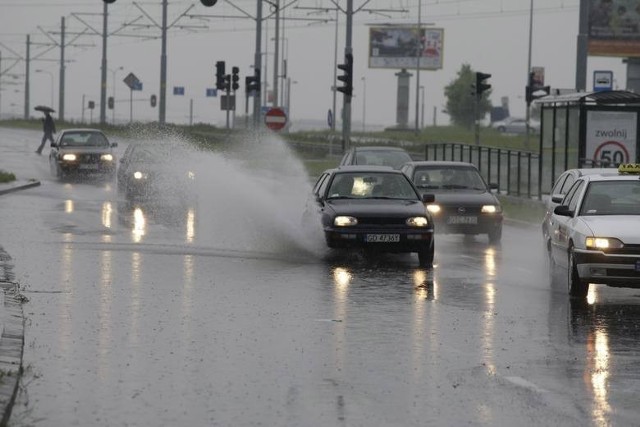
[424,143,541,199]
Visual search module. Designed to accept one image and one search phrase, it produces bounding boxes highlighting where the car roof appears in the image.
[323,165,402,174]
[60,128,104,134]
[581,173,640,182]
[403,160,478,169]
[568,167,618,176]
[352,146,409,152]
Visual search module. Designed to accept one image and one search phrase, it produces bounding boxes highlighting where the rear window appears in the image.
[354,150,411,169]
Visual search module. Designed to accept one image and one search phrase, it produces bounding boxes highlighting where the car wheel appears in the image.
[568,246,589,298]
[488,225,502,244]
[418,244,434,267]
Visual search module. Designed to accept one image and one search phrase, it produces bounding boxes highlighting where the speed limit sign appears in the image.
[593,140,630,166]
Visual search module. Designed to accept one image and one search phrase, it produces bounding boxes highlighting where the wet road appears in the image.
[1,127,640,426]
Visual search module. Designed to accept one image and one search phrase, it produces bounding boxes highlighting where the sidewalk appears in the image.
[0,180,37,426]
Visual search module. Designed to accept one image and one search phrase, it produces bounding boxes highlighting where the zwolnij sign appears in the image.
[586,111,638,165]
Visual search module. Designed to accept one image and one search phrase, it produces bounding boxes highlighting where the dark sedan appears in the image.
[307,166,435,266]
[117,142,196,203]
[339,146,413,170]
[49,129,117,179]
[401,161,503,243]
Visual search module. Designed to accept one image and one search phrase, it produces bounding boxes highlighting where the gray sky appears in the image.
[0,0,628,129]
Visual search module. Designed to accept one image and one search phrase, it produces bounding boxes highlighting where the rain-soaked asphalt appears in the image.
[2,127,640,426]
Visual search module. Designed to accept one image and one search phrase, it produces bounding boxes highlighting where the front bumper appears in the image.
[574,248,640,287]
[432,213,503,235]
[324,227,434,253]
[58,159,115,175]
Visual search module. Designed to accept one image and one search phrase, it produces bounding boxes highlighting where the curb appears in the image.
[0,180,41,196]
[0,248,25,427]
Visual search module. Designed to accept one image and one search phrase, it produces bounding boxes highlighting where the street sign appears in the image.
[221,95,235,111]
[206,88,217,97]
[173,86,185,96]
[123,72,142,91]
[265,107,287,131]
[594,70,613,92]
[327,109,333,128]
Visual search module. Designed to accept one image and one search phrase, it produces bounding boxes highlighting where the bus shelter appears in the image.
[535,90,640,196]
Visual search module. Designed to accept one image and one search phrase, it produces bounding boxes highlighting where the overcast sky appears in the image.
[0,0,628,130]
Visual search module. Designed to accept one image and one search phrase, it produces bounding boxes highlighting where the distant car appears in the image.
[401,161,503,243]
[117,142,196,203]
[339,146,413,170]
[547,164,640,297]
[49,129,117,179]
[542,167,617,245]
[306,165,435,266]
[491,117,540,135]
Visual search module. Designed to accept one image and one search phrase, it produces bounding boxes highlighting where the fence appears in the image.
[424,143,541,199]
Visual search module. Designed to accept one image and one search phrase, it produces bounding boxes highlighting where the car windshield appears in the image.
[355,150,412,169]
[60,132,109,147]
[579,180,640,216]
[327,172,418,200]
[412,166,487,190]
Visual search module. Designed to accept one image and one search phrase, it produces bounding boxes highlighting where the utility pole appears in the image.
[253,0,263,127]
[525,0,533,149]
[100,1,108,124]
[159,0,168,124]
[59,17,66,121]
[341,0,353,151]
[576,0,588,91]
[414,0,422,134]
[24,35,30,120]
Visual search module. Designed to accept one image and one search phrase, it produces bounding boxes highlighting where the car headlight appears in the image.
[585,237,624,250]
[187,171,195,180]
[334,216,358,227]
[406,216,429,227]
[426,204,441,214]
[481,205,501,213]
[101,154,114,161]
[133,171,147,180]
[62,154,77,161]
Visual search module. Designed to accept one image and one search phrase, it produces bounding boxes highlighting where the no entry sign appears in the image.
[264,107,287,131]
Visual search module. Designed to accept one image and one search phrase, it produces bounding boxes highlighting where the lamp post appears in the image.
[109,66,123,124]
[35,69,54,107]
[361,76,366,132]
[420,85,425,129]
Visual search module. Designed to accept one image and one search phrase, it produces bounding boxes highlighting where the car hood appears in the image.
[580,216,640,244]
[58,146,113,154]
[421,190,499,206]
[326,199,427,217]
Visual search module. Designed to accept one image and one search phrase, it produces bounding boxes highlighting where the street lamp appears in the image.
[35,69,54,107]
[109,66,124,124]
[419,85,425,129]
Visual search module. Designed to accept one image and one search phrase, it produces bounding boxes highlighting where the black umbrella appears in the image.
[34,105,55,113]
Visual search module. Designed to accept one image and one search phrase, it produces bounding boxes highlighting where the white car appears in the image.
[541,167,617,245]
[547,164,640,297]
[491,117,540,134]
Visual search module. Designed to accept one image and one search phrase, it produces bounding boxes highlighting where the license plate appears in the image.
[79,164,99,170]
[366,234,400,243]
[447,215,478,225]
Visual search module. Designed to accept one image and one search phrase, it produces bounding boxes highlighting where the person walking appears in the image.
[36,111,56,154]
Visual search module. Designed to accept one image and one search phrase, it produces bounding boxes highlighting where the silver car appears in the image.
[548,164,640,297]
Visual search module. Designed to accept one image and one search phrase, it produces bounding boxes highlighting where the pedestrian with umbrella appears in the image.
[35,106,56,155]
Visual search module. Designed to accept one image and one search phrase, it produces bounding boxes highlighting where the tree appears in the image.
[444,64,492,129]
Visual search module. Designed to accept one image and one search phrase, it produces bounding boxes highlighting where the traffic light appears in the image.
[246,69,260,94]
[526,72,550,105]
[475,72,491,98]
[103,0,117,3]
[337,53,353,97]
[215,61,226,91]
[200,0,218,5]
[231,66,240,91]
[108,96,114,109]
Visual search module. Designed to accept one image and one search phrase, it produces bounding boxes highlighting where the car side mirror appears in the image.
[553,205,573,217]
[551,194,564,204]
[50,142,58,148]
[489,183,499,192]
[111,142,118,148]
[422,193,435,203]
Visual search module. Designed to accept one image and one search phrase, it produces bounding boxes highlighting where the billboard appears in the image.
[369,26,444,70]
[588,0,640,57]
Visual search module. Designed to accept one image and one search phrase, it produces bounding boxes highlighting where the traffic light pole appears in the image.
[253,0,263,128]
[341,0,353,152]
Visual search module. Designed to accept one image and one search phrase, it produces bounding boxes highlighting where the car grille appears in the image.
[609,244,640,255]
[440,205,483,215]
[356,216,410,226]
[79,153,103,163]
